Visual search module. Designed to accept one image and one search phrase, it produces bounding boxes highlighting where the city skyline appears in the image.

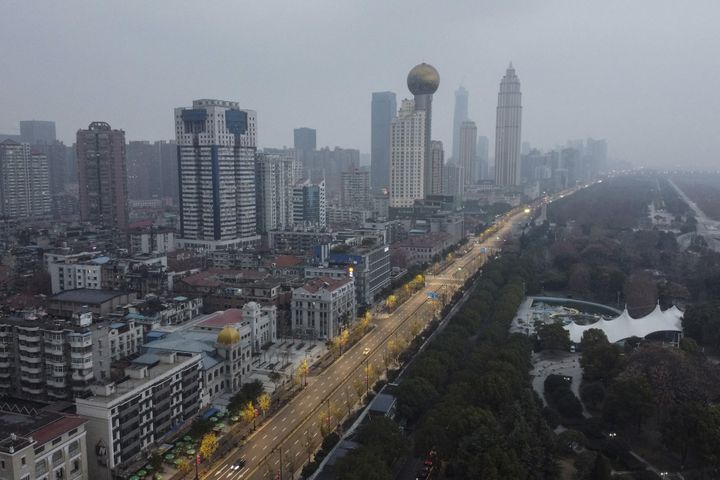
[3,1,719,168]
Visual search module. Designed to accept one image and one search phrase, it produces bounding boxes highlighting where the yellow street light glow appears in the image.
[524,208,531,213]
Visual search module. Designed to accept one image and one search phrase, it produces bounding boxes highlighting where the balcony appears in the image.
[44,336,64,346]
[21,365,42,375]
[18,343,41,354]
[47,377,66,388]
[48,389,69,399]
[21,385,43,395]
[71,370,94,382]
[68,336,92,348]
[18,332,40,342]
[0,360,9,368]
[44,344,64,354]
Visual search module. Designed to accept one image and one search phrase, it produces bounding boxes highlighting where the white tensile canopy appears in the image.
[564,303,683,344]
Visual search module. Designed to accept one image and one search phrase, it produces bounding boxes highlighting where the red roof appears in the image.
[200,308,243,328]
[301,276,353,293]
[272,255,303,268]
[32,416,86,446]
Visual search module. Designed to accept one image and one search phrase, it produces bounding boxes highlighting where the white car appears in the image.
[362,347,371,356]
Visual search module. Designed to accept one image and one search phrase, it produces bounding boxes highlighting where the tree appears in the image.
[661,402,702,468]
[199,433,218,461]
[334,449,391,480]
[580,328,609,350]
[588,453,612,480]
[537,322,571,351]
[297,358,309,386]
[555,429,586,455]
[386,295,397,312]
[581,338,623,383]
[396,377,439,422]
[177,457,192,474]
[240,401,256,429]
[258,392,271,417]
[603,375,655,431]
[268,371,283,392]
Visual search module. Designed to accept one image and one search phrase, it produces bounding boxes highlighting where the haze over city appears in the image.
[2,0,719,168]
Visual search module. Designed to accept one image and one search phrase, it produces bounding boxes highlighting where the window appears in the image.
[21,456,26,465]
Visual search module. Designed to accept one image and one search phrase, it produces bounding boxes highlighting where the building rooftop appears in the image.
[395,232,450,249]
[199,309,243,328]
[0,399,86,453]
[48,288,131,305]
[300,276,353,294]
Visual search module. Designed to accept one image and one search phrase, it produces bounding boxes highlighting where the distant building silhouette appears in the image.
[476,135,489,181]
[430,140,444,196]
[370,91,396,191]
[459,120,477,189]
[451,86,469,161]
[20,120,56,145]
[294,127,316,153]
[76,122,128,230]
[494,63,522,186]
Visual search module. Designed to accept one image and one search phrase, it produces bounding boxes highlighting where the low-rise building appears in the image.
[391,232,451,268]
[0,400,88,480]
[0,311,143,400]
[291,277,355,340]
[45,290,136,318]
[76,352,202,479]
[128,228,175,255]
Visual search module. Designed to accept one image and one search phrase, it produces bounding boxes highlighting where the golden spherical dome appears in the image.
[407,63,440,95]
[217,325,240,345]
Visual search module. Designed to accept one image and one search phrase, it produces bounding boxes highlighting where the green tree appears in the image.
[537,322,571,351]
[661,402,702,468]
[603,375,655,431]
[396,377,439,422]
[581,339,623,383]
[588,453,612,480]
[334,449,391,480]
[555,429,586,455]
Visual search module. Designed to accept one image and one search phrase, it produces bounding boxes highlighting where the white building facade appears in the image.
[494,64,523,186]
[255,152,295,233]
[291,277,356,340]
[175,99,259,250]
[389,99,426,208]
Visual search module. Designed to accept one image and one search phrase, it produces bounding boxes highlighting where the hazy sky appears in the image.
[2,0,719,168]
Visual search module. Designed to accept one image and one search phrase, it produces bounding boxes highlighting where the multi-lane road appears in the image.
[206,207,533,480]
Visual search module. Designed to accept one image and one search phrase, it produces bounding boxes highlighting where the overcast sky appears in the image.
[1,0,719,168]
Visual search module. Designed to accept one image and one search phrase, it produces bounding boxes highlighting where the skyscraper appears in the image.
[370,91,396,190]
[126,140,162,200]
[175,99,259,250]
[0,140,51,218]
[494,63,522,186]
[407,63,440,196]
[293,179,326,229]
[293,128,316,153]
[20,120,56,145]
[390,63,440,207]
[458,120,477,189]
[430,141,444,196]
[476,135,489,181]
[451,86,469,161]
[76,122,129,230]
[390,99,425,208]
[255,152,295,233]
[341,168,371,209]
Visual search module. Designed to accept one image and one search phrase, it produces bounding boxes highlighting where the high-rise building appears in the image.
[76,122,129,230]
[443,161,463,200]
[20,120,56,144]
[157,140,179,204]
[294,127,316,153]
[586,138,608,177]
[126,141,162,200]
[302,147,359,201]
[255,152,295,233]
[451,86,469,161]
[370,91,396,190]
[390,63,440,208]
[390,99,426,208]
[430,140,444,196]
[175,99,259,250]
[407,63,440,196]
[0,140,51,218]
[494,63,522,186]
[476,135,489,181]
[341,168,371,209]
[292,179,326,228]
[458,120,477,188]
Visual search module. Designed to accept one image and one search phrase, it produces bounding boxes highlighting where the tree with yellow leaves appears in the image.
[199,433,218,461]
[386,295,397,312]
[298,358,309,386]
[177,457,192,474]
[240,401,256,430]
[257,392,271,417]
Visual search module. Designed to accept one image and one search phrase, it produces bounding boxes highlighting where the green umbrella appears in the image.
[145,465,154,472]
[173,458,183,466]
[164,453,174,461]
[130,476,140,480]
[213,425,222,431]
[138,470,147,477]
[154,475,163,480]
[210,416,218,422]
[186,448,196,455]
[216,411,225,417]
[183,435,192,442]
[231,416,239,422]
